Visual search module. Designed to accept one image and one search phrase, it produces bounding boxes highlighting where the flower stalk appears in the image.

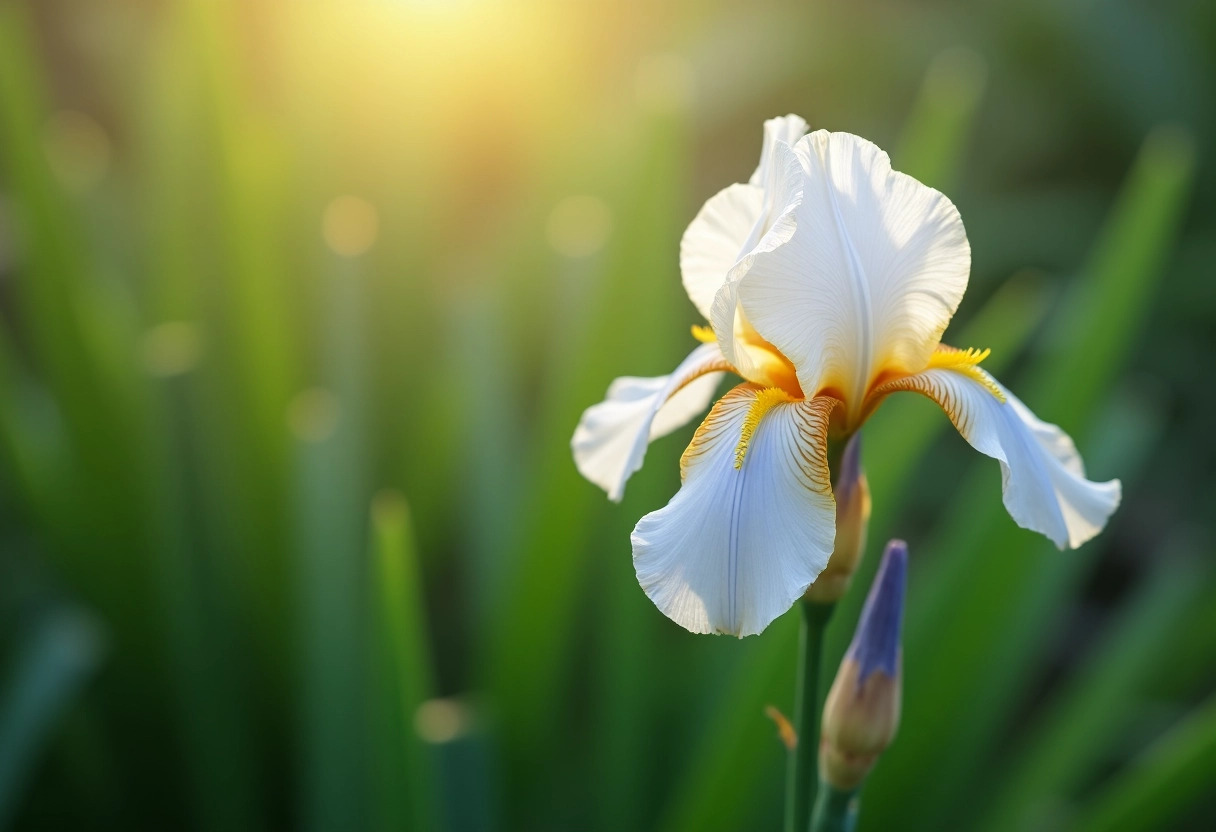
[785,599,835,832]
[809,784,859,832]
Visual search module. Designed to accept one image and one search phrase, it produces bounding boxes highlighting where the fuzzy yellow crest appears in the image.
[733,387,796,469]
[926,346,1005,402]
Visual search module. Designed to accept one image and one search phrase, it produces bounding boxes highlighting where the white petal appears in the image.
[572,344,727,502]
[750,114,811,186]
[680,116,810,320]
[709,142,805,386]
[736,131,970,416]
[680,183,763,319]
[876,368,1121,548]
[632,385,838,636]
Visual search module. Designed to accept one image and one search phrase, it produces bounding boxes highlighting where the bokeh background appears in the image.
[0,0,1213,830]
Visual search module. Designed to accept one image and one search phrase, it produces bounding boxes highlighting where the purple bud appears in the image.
[836,430,864,498]
[820,540,907,790]
[804,433,871,604]
[848,540,907,686]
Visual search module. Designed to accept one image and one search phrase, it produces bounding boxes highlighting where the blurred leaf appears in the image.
[979,554,1207,832]
[0,0,148,612]
[295,258,371,832]
[484,111,691,824]
[368,492,442,832]
[147,367,266,832]
[1073,694,1216,832]
[897,47,988,191]
[1143,573,1216,700]
[0,3,88,391]
[1033,125,1197,429]
[0,608,104,830]
[0,326,59,519]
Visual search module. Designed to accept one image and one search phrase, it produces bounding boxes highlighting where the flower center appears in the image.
[696,313,804,399]
[740,339,803,399]
[732,311,804,399]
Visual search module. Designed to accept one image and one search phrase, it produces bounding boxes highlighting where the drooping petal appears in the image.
[572,343,729,502]
[750,114,810,186]
[680,115,810,320]
[632,384,839,636]
[648,365,725,440]
[735,131,970,420]
[874,367,1121,548]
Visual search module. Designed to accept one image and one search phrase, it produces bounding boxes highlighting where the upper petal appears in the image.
[750,114,811,186]
[709,142,805,389]
[680,183,764,319]
[736,131,970,418]
[680,115,810,320]
[632,384,838,636]
[875,367,1121,548]
[572,343,728,502]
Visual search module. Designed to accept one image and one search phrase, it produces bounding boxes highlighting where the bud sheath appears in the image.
[805,433,870,604]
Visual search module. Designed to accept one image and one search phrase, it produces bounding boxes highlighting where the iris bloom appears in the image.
[572,115,1120,637]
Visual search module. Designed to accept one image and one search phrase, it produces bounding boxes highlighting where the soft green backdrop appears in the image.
[0,1,1212,830]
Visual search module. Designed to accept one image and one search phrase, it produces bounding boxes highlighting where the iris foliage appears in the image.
[0,2,1212,831]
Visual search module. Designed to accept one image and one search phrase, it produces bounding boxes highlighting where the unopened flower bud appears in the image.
[820,540,906,790]
[805,433,871,604]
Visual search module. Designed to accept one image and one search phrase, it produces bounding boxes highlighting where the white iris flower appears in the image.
[572,115,1121,637]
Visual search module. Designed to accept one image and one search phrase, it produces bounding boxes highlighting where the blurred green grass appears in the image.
[0,1,1213,831]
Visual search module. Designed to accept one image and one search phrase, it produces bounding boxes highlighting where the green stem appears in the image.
[810,783,860,832]
[785,600,835,832]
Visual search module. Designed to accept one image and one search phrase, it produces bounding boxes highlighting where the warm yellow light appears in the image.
[282,1,581,189]
[399,0,485,17]
[635,53,696,114]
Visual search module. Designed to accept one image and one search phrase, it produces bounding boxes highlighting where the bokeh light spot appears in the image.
[287,388,341,442]
[546,195,613,258]
[142,322,204,378]
[43,110,111,193]
[414,698,469,744]
[322,195,379,257]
